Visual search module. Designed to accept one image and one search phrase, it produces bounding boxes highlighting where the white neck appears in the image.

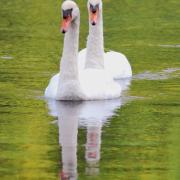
[56,16,85,100]
[59,17,80,82]
[85,8,104,69]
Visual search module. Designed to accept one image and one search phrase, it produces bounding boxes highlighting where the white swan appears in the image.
[45,0,121,101]
[78,0,132,79]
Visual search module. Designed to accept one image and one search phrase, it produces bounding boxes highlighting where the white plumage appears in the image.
[84,0,132,79]
[45,0,121,101]
[78,49,132,79]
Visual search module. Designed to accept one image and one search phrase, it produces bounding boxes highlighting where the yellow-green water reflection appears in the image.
[0,0,179,179]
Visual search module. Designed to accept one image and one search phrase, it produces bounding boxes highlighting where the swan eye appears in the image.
[62,8,73,19]
[89,3,99,13]
[90,3,93,9]
[95,4,99,9]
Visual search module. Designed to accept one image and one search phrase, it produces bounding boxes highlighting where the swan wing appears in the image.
[104,51,132,79]
[80,69,121,100]
[44,73,59,99]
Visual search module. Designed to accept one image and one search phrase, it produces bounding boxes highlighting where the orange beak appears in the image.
[90,10,99,26]
[61,16,72,33]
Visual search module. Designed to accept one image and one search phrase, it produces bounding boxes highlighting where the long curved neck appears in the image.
[60,17,80,81]
[85,8,104,69]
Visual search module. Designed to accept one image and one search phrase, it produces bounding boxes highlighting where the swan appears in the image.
[78,0,132,79]
[45,0,121,101]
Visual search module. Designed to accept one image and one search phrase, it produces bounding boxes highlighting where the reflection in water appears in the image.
[0,0,179,179]
[46,79,131,179]
[0,55,13,60]
[85,124,101,176]
[133,68,180,80]
[57,102,79,180]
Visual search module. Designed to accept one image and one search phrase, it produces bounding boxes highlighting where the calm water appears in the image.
[0,0,180,180]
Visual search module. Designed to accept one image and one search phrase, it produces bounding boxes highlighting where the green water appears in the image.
[0,0,180,179]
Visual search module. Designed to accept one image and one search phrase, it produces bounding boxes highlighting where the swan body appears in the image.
[78,48,132,79]
[45,0,121,101]
[45,69,121,100]
[84,0,132,79]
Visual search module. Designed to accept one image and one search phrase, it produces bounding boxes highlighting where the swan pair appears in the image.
[45,0,132,101]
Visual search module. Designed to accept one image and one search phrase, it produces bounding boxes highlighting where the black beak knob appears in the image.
[92,21,96,26]
[61,29,67,34]
[92,9,96,14]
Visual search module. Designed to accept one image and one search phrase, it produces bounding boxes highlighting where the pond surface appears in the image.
[0,0,179,180]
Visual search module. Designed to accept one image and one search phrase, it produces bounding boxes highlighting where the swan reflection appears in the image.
[46,78,131,179]
[85,122,102,175]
